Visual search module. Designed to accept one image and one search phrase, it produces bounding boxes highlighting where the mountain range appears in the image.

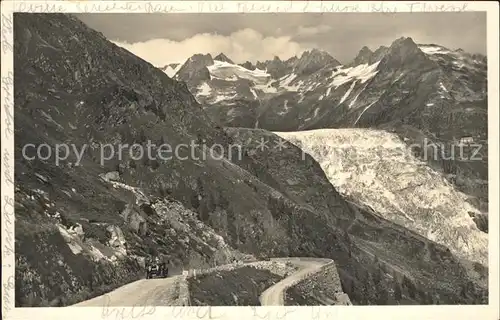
[164,37,488,223]
[14,13,488,307]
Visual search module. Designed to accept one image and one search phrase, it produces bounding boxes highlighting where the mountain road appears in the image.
[71,258,331,307]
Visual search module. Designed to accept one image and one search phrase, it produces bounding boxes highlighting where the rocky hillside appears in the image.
[168,38,488,212]
[14,13,486,307]
[14,13,251,306]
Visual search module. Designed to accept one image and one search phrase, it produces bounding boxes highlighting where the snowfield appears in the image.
[208,60,270,84]
[196,59,381,101]
[330,61,380,88]
[418,45,451,55]
[276,128,488,267]
[197,82,212,96]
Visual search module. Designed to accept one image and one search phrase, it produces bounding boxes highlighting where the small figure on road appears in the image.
[146,255,169,279]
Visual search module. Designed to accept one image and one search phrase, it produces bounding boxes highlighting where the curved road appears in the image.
[72,258,331,307]
[260,258,332,306]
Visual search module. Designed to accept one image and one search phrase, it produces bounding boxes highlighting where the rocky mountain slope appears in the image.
[14,13,251,306]
[14,13,486,307]
[168,36,488,230]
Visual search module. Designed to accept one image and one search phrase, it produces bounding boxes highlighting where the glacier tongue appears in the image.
[275,128,487,267]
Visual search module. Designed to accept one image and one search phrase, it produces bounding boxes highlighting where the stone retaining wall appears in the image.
[186,260,296,280]
[284,260,352,305]
[175,274,191,306]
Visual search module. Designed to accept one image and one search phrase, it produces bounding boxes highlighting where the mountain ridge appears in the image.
[160,36,486,80]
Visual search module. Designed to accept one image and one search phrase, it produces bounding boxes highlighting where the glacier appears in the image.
[276,128,488,267]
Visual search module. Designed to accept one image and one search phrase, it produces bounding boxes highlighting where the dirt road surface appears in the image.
[72,276,183,307]
[259,258,331,306]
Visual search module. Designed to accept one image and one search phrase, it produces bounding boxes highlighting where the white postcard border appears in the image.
[1,1,498,320]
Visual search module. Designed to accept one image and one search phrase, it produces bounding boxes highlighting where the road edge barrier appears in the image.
[282,259,352,305]
[265,258,334,305]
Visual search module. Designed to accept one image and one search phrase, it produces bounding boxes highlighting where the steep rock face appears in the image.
[351,46,373,66]
[348,45,388,67]
[176,53,214,84]
[294,49,341,76]
[214,53,234,64]
[258,56,294,79]
[239,61,256,70]
[378,37,434,71]
[371,46,389,62]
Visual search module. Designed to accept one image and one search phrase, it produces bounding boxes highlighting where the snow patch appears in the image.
[312,107,319,118]
[197,82,212,96]
[392,72,405,84]
[279,73,301,92]
[354,101,376,126]
[213,93,238,103]
[39,110,64,130]
[250,88,258,99]
[340,81,357,105]
[330,61,380,88]
[419,45,450,55]
[439,82,448,92]
[35,173,49,183]
[277,100,290,115]
[212,75,238,81]
[452,61,465,69]
[348,85,366,108]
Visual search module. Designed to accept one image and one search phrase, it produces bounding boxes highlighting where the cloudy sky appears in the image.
[77,12,486,67]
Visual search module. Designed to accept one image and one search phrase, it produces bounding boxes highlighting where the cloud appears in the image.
[296,25,332,37]
[114,28,306,66]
